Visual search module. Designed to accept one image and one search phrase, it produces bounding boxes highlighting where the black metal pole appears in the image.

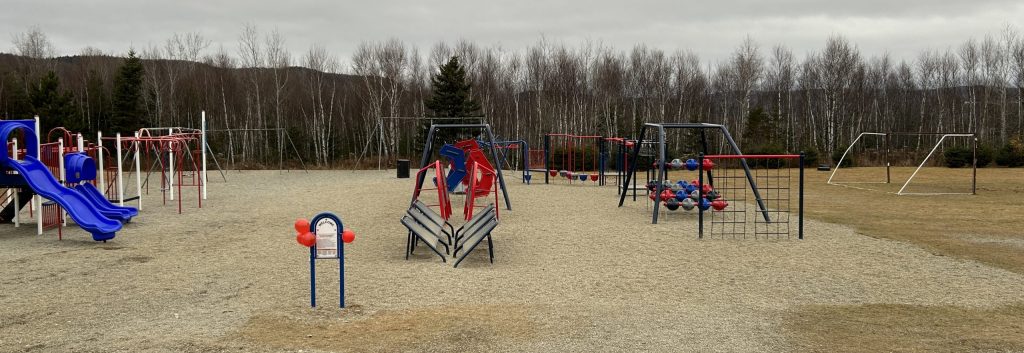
[652,126,666,224]
[598,137,606,186]
[799,152,805,240]
[717,126,770,223]
[484,125,512,211]
[618,127,646,207]
[885,133,891,184]
[412,125,437,207]
[700,130,714,186]
[698,151,704,238]
[544,134,550,185]
[972,137,977,195]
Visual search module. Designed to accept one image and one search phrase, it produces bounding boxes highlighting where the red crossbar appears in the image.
[704,154,801,159]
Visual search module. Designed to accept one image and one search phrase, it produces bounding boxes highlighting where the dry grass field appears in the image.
[0,167,1022,352]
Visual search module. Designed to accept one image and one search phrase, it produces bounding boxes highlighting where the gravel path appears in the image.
[1,170,1021,352]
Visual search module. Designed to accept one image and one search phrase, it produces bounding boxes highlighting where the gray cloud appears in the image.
[2,0,1022,67]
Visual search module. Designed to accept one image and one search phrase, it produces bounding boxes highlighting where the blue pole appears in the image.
[309,246,316,307]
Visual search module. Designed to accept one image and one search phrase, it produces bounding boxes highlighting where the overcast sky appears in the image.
[2,0,1022,67]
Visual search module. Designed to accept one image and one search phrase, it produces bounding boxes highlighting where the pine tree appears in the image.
[110,50,145,133]
[1,73,33,119]
[84,69,110,133]
[29,71,81,131]
[425,56,481,118]
[742,107,782,153]
[422,56,483,145]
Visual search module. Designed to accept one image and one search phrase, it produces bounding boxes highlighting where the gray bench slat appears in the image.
[400,216,446,262]
[407,209,450,245]
[453,218,498,268]
[455,205,496,243]
[412,200,447,226]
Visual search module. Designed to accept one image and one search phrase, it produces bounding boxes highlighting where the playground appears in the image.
[2,168,1023,352]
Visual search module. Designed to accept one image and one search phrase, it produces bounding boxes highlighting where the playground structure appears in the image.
[618,123,804,239]
[527,134,636,188]
[828,132,978,195]
[476,139,532,184]
[405,123,503,266]
[414,123,511,212]
[1,112,222,240]
[536,133,607,185]
[603,137,636,189]
[130,126,207,214]
[0,119,138,241]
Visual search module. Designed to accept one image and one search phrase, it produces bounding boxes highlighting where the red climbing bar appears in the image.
[704,154,801,159]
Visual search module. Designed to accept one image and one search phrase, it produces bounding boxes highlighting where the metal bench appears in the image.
[401,211,449,262]
[453,204,498,268]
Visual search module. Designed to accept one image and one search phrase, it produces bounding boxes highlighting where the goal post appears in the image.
[897,133,976,195]
[828,132,977,195]
[827,132,890,185]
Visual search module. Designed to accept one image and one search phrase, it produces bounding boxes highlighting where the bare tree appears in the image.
[1013,36,1024,134]
[12,25,56,59]
[766,45,794,148]
[265,29,291,169]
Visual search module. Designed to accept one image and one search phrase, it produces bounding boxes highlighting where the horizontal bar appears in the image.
[545,134,603,139]
[704,154,801,159]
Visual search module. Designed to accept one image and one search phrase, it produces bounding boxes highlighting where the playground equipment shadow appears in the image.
[0,169,1022,352]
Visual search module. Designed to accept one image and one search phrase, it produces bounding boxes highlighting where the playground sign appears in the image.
[294,212,355,308]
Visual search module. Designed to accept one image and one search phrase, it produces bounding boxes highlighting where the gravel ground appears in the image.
[1,170,1022,352]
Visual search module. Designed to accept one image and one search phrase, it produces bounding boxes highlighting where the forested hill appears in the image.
[2,33,1023,168]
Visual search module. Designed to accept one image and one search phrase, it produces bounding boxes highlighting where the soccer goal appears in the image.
[828,132,977,195]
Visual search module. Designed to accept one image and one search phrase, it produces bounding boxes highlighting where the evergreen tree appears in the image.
[742,107,783,153]
[29,71,81,131]
[425,56,481,118]
[84,69,110,133]
[1,74,33,119]
[422,56,482,146]
[110,50,145,133]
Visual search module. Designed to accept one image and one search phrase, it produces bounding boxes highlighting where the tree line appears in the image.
[2,25,1023,168]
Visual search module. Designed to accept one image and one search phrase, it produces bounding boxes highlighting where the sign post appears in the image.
[295,212,355,308]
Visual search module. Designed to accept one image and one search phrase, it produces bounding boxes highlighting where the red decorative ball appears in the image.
[702,158,714,170]
[296,231,316,247]
[661,190,674,202]
[711,199,729,211]
[294,218,310,233]
[702,184,713,194]
[342,229,355,244]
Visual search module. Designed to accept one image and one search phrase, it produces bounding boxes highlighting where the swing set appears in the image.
[539,133,607,185]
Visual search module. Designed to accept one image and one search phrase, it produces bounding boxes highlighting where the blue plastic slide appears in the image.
[439,144,467,193]
[2,156,122,241]
[74,183,137,223]
[62,152,137,223]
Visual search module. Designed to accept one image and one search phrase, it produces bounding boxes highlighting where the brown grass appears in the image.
[809,166,1024,274]
[785,303,1024,353]
[789,166,1024,352]
[235,304,538,352]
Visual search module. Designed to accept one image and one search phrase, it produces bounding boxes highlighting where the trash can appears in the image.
[396,159,410,178]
